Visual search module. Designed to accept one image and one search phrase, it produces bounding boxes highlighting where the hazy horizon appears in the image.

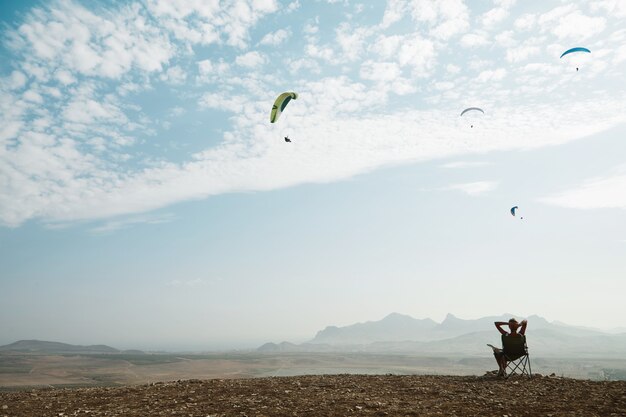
[1,311,624,352]
[1,1,625,353]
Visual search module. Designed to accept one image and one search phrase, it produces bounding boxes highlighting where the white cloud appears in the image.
[540,169,626,209]
[590,0,626,18]
[23,89,43,104]
[146,0,279,48]
[514,13,536,30]
[538,6,605,40]
[446,64,460,74]
[461,33,489,47]
[235,51,266,68]
[506,44,540,63]
[302,22,319,35]
[433,81,454,91]
[286,1,300,13]
[336,23,371,62]
[477,68,507,82]
[408,0,470,40]
[286,58,321,74]
[54,69,76,85]
[62,87,126,125]
[160,65,187,84]
[550,11,606,40]
[370,34,403,59]
[196,58,230,83]
[360,61,402,82]
[481,7,509,27]
[198,59,213,76]
[89,213,175,234]
[305,43,335,62]
[495,30,516,48]
[380,0,406,29]
[259,28,290,46]
[397,36,436,76]
[199,92,247,113]
[12,1,175,80]
[446,181,499,196]
[441,161,489,169]
[8,71,27,89]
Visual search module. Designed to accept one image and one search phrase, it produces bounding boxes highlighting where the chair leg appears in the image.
[504,355,531,378]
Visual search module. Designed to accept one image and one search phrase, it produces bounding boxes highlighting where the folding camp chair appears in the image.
[501,334,532,378]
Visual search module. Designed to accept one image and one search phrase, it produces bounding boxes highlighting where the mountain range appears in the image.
[0,340,143,354]
[259,313,626,357]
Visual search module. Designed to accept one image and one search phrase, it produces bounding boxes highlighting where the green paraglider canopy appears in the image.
[270,92,298,123]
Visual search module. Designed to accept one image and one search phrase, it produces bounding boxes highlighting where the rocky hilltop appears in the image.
[1,374,624,416]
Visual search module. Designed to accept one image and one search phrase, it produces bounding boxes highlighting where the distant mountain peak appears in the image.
[382,312,413,321]
[0,340,119,354]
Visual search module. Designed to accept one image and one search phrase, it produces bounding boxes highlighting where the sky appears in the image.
[1,0,625,351]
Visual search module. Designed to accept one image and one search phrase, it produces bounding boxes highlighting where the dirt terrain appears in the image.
[1,373,624,416]
[2,351,624,389]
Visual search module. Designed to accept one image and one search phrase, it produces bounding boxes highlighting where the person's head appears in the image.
[508,318,519,332]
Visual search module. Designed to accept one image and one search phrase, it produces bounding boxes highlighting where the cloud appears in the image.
[11,0,175,80]
[477,68,507,82]
[89,213,175,234]
[441,161,490,169]
[446,181,499,196]
[259,28,291,46]
[370,34,403,59]
[481,7,509,28]
[461,33,489,47]
[590,0,626,18]
[167,278,210,288]
[197,59,230,83]
[360,61,402,82]
[145,0,279,48]
[540,168,626,209]
[538,6,606,40]
[235,51,266,68]
[408,0,470,40]
[550,11,606,40]
[160,65,187,84]
[397,36,436,76]
[506,44,540,63]
[335,23,371,62]
[514,13,536,31]
[4,91,625,227]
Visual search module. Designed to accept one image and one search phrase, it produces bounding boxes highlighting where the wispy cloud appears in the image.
[440,161,490,169]
[540,167,626,210]
[445,181,499,196]
[167,278,206,288]
[89,213,176,234]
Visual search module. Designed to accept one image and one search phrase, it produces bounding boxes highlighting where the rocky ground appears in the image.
[1,373,625,416]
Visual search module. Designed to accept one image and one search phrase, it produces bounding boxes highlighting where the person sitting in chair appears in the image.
[489,318,527,377]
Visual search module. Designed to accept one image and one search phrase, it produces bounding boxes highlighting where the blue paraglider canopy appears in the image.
[560,47,591,59]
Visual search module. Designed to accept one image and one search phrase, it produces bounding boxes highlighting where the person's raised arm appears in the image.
[519,319,528,335]
[494,321,508,335]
